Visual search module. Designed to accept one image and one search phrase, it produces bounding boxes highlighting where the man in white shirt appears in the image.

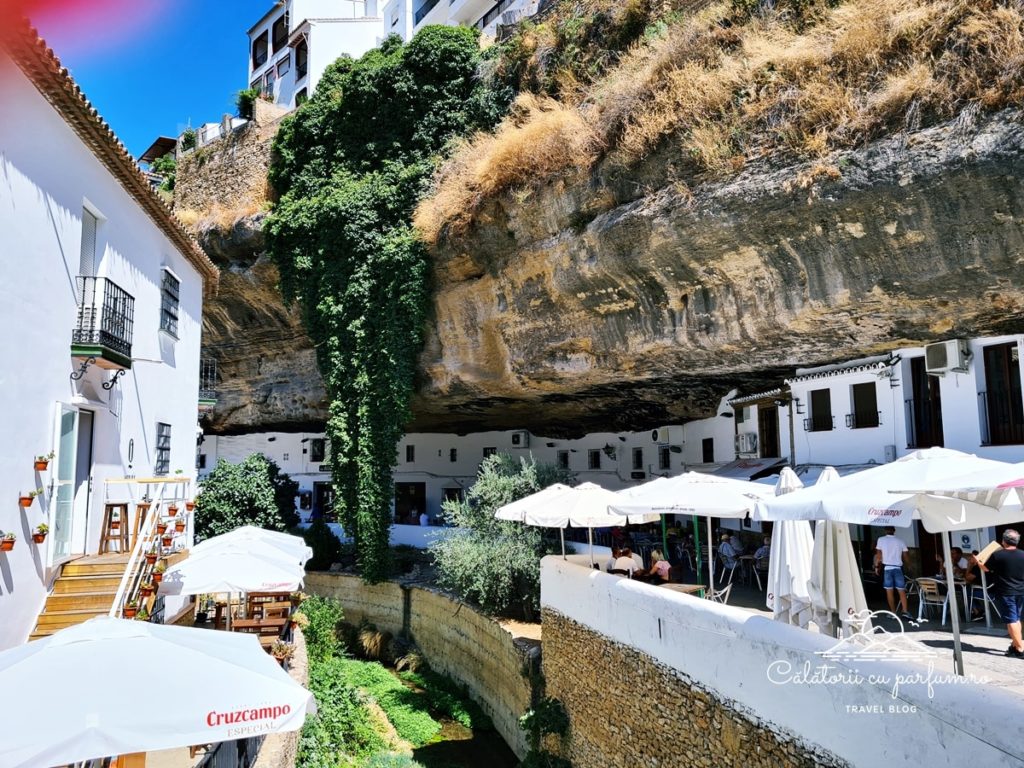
[874,526,912,619]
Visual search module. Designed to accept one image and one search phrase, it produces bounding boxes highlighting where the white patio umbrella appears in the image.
[755,448,1011,526]
[494,483,573,524]
[766,468,814,628]
[609,472,775,596]
[808,519,870,638]
[892,461,1024,531]
[193,525,313,565]
[0,617,315,768]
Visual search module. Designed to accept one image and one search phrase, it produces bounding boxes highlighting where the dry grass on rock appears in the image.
[416,0,1024,243]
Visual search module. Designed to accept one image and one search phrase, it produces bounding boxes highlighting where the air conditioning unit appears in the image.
[651,428,670,444]
[511,430,530,448]
[735,432,758,454]
[924,339,970,375]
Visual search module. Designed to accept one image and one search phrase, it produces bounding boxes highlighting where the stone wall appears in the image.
[304,573,534,758]
[253,626,308,768]
[543,608,845,768]
[175,100,288,216]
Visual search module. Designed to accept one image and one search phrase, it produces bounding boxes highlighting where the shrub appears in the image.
[194,455,299,541]
[300,595,346,663]
[236,86,261,119]
[150,154,176,192]
[299,518,344,571]
[399,669,493,731]
[363,757,425,768]
[179,127,197,151]
[429,454,571,619]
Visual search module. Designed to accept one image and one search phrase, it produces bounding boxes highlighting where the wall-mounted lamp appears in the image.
[793,398,805,415]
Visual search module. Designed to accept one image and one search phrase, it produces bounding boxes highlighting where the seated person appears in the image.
[950,547,968,577]
[639,550,671,583]
[613,548,638,575]
[718,534,739,569]
[605,547,622,572]
[754,536,771,561]
[729,532,745,556]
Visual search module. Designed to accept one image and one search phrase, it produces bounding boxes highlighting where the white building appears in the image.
[248,0,385,111]
[0,25,218,649]
[383,0,538,41]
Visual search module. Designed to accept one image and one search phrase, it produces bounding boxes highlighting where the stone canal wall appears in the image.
[305,573,535,758]
[541,556,1024,768]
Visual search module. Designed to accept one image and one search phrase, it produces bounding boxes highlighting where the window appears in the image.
[160,269,180,337]
[588,449,601,470]
[807,388,833,432]
[272,13,289,52]
[482,447,496,458]
[198,453,207,470]
[849,382,879,428]
[557,450,569,470]
[310,438,326,463]
[80,208,97,277]
[277,54,291,77]
[632,447,643,471]
[252,30,269,68]
[283,453,290,461]
[658,446,671,470]
[264,67,277,96]
[702,437,715,463]
[449,448,457,462]
[295,39,308,79]
[735,406,746,424]
[250,78,262,93]
[295,88,308,106]
[406,445,415,462]
[981,343,1024,445]
[155,423,171,475]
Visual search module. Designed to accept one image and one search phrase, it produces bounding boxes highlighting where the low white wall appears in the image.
[541,556,1024,767]
[319,522,463,550]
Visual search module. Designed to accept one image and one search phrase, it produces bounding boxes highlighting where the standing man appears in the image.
[974,529,1024,657]
[874,526,912,620]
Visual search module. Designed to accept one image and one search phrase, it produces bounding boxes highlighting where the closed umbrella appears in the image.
[609,472,775,596]
[808,519,870,638]
[0,617,315,768]
[766,468,814,628]
[193,525,313,565]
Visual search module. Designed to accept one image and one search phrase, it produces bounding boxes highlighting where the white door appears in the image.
[51,406,94,563]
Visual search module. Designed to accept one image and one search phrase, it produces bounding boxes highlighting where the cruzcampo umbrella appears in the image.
[766,468,814,628]
[192,525,313,565]
[161,546,305,596]
[0,617,315,768]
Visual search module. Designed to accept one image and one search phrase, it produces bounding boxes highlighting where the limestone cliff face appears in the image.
[200,110,1024,437]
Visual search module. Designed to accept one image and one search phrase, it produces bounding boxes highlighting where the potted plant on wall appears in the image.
[110,514,121,531]
[161,533,173,548]
[144,548,158,566]
[122,600,138,619]
[152,562,166,585]
[19,489,43,508]
[139,581,155,598]
[185,499,196,512]
[270,640,294,667]
[167,503,179,517]
[136,606,150,622]
[34,451,54,472]
[0,532,16,552]
[32,524,48,544]
[174,518,185,533]
[155,520,168,535]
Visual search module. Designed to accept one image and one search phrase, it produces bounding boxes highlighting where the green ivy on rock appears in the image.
[266,28,511,582]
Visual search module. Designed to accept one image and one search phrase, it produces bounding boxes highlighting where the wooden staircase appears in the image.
[29,554,129,640]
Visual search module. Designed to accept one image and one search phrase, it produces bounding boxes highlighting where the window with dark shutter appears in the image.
[160,269,180,337]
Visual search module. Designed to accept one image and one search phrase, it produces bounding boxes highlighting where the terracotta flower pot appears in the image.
[34,460,49,472]
[174,521,185,533]
[161,536,173,547]
[123,607,137,619]
[18,497,32,508]
[1,539,15,552]
[145,553,157,565]
[153,571,163,584]
[156,523,167,535]
[185,502,195,512]
[110,521,120,530]
[32,533,46,544]
[140,587,153,597]
[167,506,178,517]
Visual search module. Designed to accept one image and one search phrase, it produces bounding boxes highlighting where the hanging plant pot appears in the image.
[167,506,179,517]
[161,535,173,548]
[18,496,32,508]
[152,571,163,585]
[1,539,15,552]
[174,520,185,533]
[34,460,49,472]
[156,522,167,535]
[144,552,158,566]
[185,502,195,512]
[32,533,46,544]
[110,521,121,531]
[140,586,154,598]
[123,606,138,619]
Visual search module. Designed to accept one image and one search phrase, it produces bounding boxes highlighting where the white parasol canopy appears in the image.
[161,546,306,596]
[0,617,315,768]
[892,461,1024,532]
[755,448,1011,526]
[192,526,313,565]
[765,468,814,628]
[494,483,573,523]
[807,519,870,638]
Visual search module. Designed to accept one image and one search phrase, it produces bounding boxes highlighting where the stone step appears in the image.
[44,591,116,611]
[34,608,108,630]
[52,574,122,593]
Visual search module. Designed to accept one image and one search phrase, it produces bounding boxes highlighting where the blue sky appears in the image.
[34,0,270,158]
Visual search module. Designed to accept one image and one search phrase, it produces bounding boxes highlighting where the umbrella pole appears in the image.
[692,515,702,586]
[588,528,594,567]
[227,591,232,631]
[941,535,965,676]
[707,517,715,600]
[560,528,565,560]
[980,568,992,629]
[661,516,668,563]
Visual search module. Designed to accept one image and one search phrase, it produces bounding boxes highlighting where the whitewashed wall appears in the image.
[542,557,1024,767]
[0,56,203,648]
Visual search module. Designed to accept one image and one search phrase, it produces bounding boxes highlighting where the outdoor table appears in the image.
[738,555,756,584]
[659,583,706,598]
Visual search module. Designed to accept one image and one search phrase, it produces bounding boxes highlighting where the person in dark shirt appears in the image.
[977,529,1024,657]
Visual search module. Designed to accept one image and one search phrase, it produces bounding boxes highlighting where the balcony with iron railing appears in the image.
[978,390,1024,446]
[199,358,218,410]
[71,276,135,370]
[803,414,835,432]
[845,410,881,429]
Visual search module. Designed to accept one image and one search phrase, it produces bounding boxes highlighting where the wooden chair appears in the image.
[263,601,292,620]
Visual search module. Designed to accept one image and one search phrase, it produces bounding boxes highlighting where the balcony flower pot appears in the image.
[1,536,15,552]
[34,460,49,472]
[18,496,32,508]
[185,501,195,512]
[140,584,154,598]
[32,533,46,544]
[167,505,179,517]
[144,552,158,566]
[152,571,163,585]
[156,522,167,535]
[161,535,173,548]
[174,520,185,533]
[123,604,138,619]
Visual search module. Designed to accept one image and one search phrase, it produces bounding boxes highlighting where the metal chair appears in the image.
[709,584,732,604]
[915,578,949,625]
[753,556,771,591]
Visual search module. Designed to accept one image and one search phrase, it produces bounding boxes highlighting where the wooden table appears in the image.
[659,583,706,597]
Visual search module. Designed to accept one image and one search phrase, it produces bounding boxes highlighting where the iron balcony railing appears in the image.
[73,276,134,362]
[978,390,1024,446]
[905,397,943,449]
[414,0,441,24]
[803,414,835,432]
[845,410,881,429]
[199,358,218,403]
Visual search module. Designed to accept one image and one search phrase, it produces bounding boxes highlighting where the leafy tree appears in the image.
[430,455,571,620]
[298,517,344,571]
[266,27,511,582]
[194,454,299,541]
[150,154,176,191]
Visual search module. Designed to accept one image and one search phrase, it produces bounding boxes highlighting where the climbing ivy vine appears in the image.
[265,28,511,581]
